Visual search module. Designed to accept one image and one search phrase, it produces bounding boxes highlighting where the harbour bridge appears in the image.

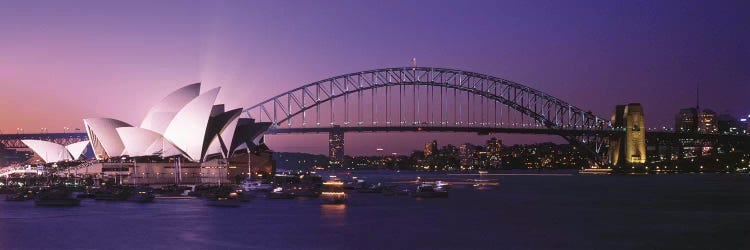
[3,67,749,167]
[242,67,749,166]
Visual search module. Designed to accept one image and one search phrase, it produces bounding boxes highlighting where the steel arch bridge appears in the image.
[244,67,613,163]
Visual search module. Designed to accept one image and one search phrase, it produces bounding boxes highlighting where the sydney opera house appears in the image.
[20,83,274,184]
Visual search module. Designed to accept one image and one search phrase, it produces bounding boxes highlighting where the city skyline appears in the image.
[1,0,748,155]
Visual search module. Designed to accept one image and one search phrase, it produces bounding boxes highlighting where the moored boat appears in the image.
[35,190,81,207]
[242,179,274,192]
[6,190,34,201]
[127,187,155,203]
[206,196,242,207]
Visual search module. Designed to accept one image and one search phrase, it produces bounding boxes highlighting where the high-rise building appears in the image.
[486,137,502,168]
[328,126,344,168]
[675,108,699,133]
[424,140,437,156]
[716,114,748,135]
[699,109,717,134]
[458,143,475,167]
[609,103,646,166]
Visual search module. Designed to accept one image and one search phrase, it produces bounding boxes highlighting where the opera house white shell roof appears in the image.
[20,83,257,164]
[77,83,254,163]
[140,83,200,134]
[21,140,90,163]
[84,118,132,160]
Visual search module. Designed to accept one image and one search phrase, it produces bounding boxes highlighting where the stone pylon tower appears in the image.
[608,103,646,167]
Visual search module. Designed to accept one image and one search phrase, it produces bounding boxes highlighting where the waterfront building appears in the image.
[19,83,276,183]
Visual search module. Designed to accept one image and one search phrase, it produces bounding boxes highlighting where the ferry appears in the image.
[320,177,347,204]
[579,168,614,175]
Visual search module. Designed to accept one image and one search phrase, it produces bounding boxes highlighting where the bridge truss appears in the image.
[244,67,613,164]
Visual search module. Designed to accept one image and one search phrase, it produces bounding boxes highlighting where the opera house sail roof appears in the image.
[21,83,264,165]
[21,140,90,163]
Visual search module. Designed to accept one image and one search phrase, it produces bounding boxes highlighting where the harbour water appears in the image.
[1,171,748,249]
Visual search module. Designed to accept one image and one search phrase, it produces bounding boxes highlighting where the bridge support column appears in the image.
[328,126,344,168]
[608,103,647,170]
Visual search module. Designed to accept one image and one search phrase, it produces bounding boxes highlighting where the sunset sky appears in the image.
[1,0,748,155]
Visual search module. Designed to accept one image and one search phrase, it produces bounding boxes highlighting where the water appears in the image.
[1,171,749,249]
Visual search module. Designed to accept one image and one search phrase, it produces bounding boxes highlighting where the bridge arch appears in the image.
[244,67,608,130]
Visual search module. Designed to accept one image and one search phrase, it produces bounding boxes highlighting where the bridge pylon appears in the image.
[608,103,647,170]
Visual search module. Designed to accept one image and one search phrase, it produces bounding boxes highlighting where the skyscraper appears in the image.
[424,140,437,156]
[328,126,344,168]
[675,108,699,133]
[458,143,475,168]
[698,109,717,134]
[486,137,502,168]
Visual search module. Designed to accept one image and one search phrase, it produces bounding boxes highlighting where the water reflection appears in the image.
[320,204,346,226]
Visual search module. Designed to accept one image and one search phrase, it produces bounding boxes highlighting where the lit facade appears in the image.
[424,140,437,156]
[675,108,698,133]
[486,137,502,168]
[328,126,344,168]
[458,143,475,167]
[698,109,717,134]
[609,103,646,166]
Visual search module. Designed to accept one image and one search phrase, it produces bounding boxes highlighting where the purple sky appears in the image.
[1,0,748,155]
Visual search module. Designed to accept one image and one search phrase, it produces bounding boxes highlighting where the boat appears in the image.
[75,191,95,199]
[94,187,131,201]
[289,185,320,198]
[232,189,254,202]
[267,187,295,199]
[434,181,451,191]
[35,190,81,207]
[343,179,366,190]
[242,179,274,192]
[127,187,155,203]
[5,190,34,201]
[579,168,613,175]
[320,178,347,204]
[357,183,384,193]
[411,184,448,198]
[206,196,242,207]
